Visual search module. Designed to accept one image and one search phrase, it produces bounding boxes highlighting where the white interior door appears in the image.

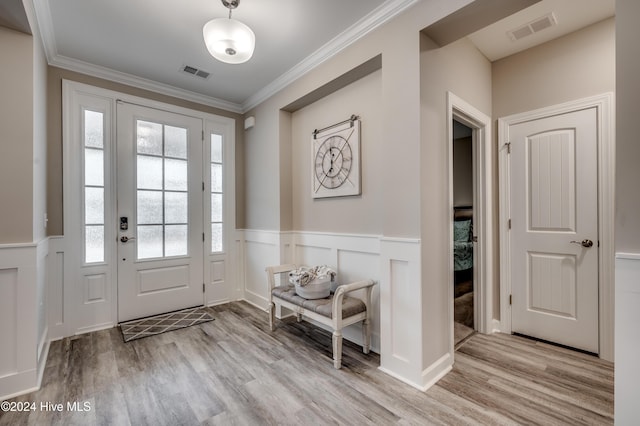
[509,107,598,353]
[117,103,204,322]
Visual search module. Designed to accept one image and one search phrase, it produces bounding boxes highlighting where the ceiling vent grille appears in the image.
[507,13,557,42]
[181,65,211,79]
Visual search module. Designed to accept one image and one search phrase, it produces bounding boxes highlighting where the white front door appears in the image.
[509,107,599,353]
[117,103,204,322]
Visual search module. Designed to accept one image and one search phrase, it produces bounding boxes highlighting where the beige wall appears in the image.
[493,18,615,118]
[615,2,639,253]
[243,0,475,234]
[46,67,245,235]
[290,70,383,234]
[420,35,492,366]
[0,26,33,243]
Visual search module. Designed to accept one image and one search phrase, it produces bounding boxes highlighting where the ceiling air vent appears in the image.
[507,13,557,42]
[181,65,211,79]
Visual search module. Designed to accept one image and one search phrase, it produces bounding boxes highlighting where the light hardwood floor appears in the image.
[0,301,613,425]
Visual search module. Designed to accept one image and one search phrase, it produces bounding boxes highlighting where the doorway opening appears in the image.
[452,119,475,346]
[446,91,494,356]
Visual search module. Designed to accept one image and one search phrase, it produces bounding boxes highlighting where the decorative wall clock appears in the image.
[311,115,361,199]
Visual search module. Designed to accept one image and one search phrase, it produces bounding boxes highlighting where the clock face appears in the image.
[314,135,353,189]
[311,118,360,199]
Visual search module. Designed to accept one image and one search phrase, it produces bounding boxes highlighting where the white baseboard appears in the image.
[421,353,453,390]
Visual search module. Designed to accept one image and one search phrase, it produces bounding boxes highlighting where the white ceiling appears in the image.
[469,0,614,61]
[20,0,615,112]
[36,0,402,111]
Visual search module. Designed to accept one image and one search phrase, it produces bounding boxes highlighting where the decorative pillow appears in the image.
[454,220,471,242]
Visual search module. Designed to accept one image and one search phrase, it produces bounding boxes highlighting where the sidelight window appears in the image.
[211,133,224,253]
[83,109,105,263]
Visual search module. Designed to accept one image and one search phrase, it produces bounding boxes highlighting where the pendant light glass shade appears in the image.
[203,17,255,64]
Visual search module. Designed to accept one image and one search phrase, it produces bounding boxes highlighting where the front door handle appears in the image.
[120,236,136,243]
[570,239,593,248]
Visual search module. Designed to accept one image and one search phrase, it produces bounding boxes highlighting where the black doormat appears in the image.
[119,307,214,342]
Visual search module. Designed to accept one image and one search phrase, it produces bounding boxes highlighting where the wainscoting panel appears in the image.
[378,237,437,390]
[0,241,49,401]
[0,267,18,377]
[615,253,640,423]
[242,230,283,309]
[236,230,440,390]
[390,259,411,362]
[47,237,66,340]
[35,239,49,370]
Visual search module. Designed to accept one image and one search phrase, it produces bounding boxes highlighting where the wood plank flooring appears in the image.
[0,301,613,425]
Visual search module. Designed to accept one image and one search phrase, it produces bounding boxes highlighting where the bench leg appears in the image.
[362,318,371,354]
[332,330,343,369]
[268,302,276,331]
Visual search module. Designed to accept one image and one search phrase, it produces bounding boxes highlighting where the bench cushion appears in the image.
[272,285,366,319]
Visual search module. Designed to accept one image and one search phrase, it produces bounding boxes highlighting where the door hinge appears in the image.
[203,283,205,293]
[509,294,512,305]
[506,142,512,154]
[508,219,511,229]
[202,233,205,242]
[202,181,205,191]
[202,130,205,141]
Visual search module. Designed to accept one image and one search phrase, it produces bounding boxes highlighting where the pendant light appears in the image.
[203,0,255,64]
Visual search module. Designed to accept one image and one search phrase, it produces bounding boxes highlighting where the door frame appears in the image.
[62,80,237,335]
[446,92,494,354]
[498,93,615,361]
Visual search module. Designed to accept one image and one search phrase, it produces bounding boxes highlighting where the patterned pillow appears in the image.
[453,220,471,242]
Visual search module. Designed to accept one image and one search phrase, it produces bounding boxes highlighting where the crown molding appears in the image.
[32,0,418,115]
[31,0,57,63]
[32,0,242,114]
[49,55,243,113]
[241,0,419,112]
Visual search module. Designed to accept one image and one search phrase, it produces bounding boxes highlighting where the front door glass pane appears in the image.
[136,120,189,259]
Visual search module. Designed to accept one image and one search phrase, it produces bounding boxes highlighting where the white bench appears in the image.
[266,264,375,369]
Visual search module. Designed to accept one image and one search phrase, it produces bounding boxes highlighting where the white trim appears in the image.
[242,0,420,111]
[498,93,615,361]
[615,255,640,421]
[32,0,418,114]
[30,0,57,63]
[62,80,237,335]
[53,55,243,113]
[446,92,494,352]
[0,243,41,400]
[421,353,453,391]
[377,352,452,393]
[617,252,640,260]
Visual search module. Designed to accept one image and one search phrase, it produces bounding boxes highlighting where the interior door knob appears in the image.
[120,236,136,243]
[570,239,593,248]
